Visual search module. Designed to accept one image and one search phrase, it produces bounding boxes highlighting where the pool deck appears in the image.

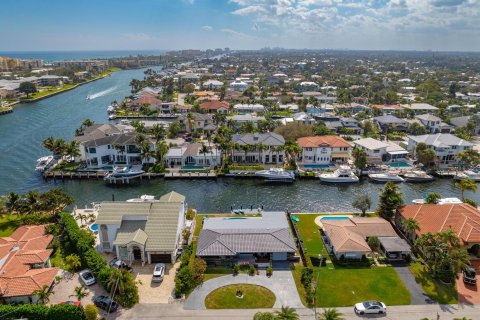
[313,214,353,229]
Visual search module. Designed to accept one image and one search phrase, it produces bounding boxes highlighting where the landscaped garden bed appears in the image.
[205,284,275,309]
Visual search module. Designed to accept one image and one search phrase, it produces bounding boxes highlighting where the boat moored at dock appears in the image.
[368,172,404,183]
[403,171,435,183]
[35,156,54,172]
[319,166,359,183]
[254,168,295,182]
[454,170,480,182]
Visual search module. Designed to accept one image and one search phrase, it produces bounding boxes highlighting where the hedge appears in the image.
[0,304,85,320]
[59,213,138,307]
[229,165,264,171]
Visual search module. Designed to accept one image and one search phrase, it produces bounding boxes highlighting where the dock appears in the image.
[43,171,164,180]
[164,172,217,179]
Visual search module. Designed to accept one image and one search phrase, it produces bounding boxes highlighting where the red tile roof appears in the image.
[133,95,161,105]
[398,204,480,244]
[0,225,57,299]
[200,100,230,110]
[297,136,352,148]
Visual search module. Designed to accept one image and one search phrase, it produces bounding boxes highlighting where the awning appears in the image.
[387,150,409,155]
[331,152,349,158]
[378,237,411,253]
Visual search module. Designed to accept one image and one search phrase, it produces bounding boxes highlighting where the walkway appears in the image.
[184,269,303,310]
[392,262,431,305]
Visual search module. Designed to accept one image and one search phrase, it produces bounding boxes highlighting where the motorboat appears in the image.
[35,156,54,172]
[104,166,144,180]
[412,197,462,205]
[403,171,435,182]
[319,166,359,183]
[454,170,480,182]
[368,172,404,183]
[255,168,295,182]
[107,105,115,114]
[108,114,117,120]
[126,195,158,202]
[86,95,91,100]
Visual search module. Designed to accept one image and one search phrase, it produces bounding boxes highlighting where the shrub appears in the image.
[405,253,412,263]
[266,266,273,276]
[21,213,53,225]
[192,257,207,285]
[175,266,194,295]
[233,264,240,275]
[229,165,264,171]
[186,208,196,220]
[301,267,313,288]
[47,304,85,320]
[0,304,85,320]
[249,265,256,275]
[464,198,477,208]
[253,311,276,320]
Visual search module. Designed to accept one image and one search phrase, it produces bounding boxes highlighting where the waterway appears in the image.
[0,68,478,213]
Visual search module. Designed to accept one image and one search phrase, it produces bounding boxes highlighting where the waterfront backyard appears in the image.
[292,213,411,307]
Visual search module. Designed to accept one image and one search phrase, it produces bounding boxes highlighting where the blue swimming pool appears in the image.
[224,217,248,220]
[90,224,98,232]
[181,165,210,170]
[387,161,411,168]
[321,216,350,221]
[303,164,335,169]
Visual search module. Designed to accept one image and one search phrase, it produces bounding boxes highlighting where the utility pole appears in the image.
[313,254,323,319]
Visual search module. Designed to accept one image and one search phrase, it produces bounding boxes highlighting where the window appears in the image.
[119,246,128,259]
[102,242,111,250]
[88,147,96,154]
[127,145,141,154]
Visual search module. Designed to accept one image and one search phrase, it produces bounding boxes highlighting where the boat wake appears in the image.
[86,86,117,100]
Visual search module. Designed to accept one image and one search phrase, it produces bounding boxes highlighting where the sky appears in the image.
[1,0,479,51]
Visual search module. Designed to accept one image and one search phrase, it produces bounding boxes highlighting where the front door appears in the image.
[133,247,141,260]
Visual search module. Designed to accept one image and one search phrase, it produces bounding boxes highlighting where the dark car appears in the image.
[93,295,118,312]
[463,266,477,285]
[60,300,81,306]
[108,257,133,272]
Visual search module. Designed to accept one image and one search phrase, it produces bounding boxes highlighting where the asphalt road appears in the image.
[118,303,480,320]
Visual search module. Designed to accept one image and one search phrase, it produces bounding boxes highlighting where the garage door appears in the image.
[150,254,171,263]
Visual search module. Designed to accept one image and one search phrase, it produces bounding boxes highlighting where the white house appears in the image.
[415,114,452,134]
[233,103,265,113]
[354,138,389,163]
[407,133,475,166]
[401,103,438,115]
[203,79,224,90]
[232,132,285,164]
[297,136,352,165]
[299,81,320,92]
[228,80,248,91]
[164,143,221,169]
[74,124,156,168]
[226,114,266,127]
[96,191,186,264]
[293,112,316,126]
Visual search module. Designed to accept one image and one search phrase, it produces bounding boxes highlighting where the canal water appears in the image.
[0,68,478,213]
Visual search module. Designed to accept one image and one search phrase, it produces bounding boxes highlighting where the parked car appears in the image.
[354,301,387,315]
[152,263,165,282]
[79,269,96,286]
[93,295,118,312]
[463,266,477,285]
[59,301,81,306]
[108,257,133,272]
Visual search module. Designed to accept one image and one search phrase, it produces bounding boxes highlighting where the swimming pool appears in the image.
[387,161,411,168]
[321,216,350,221]
[303,164,335,169]
[181,165,210,170]
[224,217,248,220]
[90,224,98,232]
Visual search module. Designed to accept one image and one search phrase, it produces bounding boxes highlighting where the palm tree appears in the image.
[70,285,88,302]
[66,140,81,161]
[187,112,195,132]
[240,144,251,163]
[108,268,130,294]
[135,134,147,147]
[140,142,155,168]
[25,190,39,213]
[455,178,478,201]
[42,136,56,153]
[317,308,345,320]
[151,123,166,143]
[274,145,284,164]
[33,285,53,304]
[274,306,299,320]
[82,119,94,127]
[402,218,420,240]
[256,143,266,164]
[6,192,20,213]
[65,254,82,273]
[200,143,209,166]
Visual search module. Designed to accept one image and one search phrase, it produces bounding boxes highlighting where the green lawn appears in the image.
[26,84,77,99]
[0,214,23,237]
[205,284,276,309]
[49,246,65,269]
[409,262,458,304]
[294,214,329,258]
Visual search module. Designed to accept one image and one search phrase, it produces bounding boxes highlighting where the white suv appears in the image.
[152,263,165,283]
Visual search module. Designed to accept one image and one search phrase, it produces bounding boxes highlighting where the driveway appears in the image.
[184,269,303,310]
[392,263,431,305]
[457,272,480,305]
[134,262,179,303]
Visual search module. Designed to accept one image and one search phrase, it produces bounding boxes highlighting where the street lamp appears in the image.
[313,254,323,319]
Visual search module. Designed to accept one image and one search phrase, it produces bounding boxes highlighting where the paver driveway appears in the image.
[457,272,480,305]
[184,269,303,310]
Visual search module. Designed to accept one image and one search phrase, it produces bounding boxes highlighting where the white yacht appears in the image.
[319,166,359,183]
[127,195,158,202]
[454,170,480,182]
[35,156,54,172]
[104,166,144,180]
[403,171,435,182]
[368,172,404,183]
[255,168,295,182]
[412,197,462,205]
[107,105,115,114]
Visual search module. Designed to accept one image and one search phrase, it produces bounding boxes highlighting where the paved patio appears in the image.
[184,269,303,310]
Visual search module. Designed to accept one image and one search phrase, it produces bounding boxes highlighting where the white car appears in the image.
[79,269,96,286]
[354,301,386,315]
[152,263,165,283]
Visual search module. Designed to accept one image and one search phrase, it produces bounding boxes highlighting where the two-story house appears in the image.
[415,114,452,134]
[231,132,285,164]
[96,191,186,264]
[372,115,410,133]
[164,143,221,169]
[179,113,216,133]
[407,133,474,166]
[297,136,352,166]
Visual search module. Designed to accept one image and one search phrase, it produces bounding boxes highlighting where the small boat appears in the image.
[319,166,359,183]
[412,197,462,205]
[86,95,91,100]
[255,168,295,182]
[368,172,404,183]
[404,171,435,182]
[454,170,480,182]
[126,195,158,202]
[107,106,115,114]
[108,114,117,120]
[35,156,54,172]
[104,166,144,180]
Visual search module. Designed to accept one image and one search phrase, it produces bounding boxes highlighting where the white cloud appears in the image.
[202,25,213,31]
[221,28,251,38]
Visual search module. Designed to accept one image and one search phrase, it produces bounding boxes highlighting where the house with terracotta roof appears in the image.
[0,225,58,304]
[322,217,409,260]
[199,100,230,114]
[396,203,480,255]
[297,136,352,166]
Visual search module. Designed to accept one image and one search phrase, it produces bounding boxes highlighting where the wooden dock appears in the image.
[43,171,164,180]
[164,172,217,179]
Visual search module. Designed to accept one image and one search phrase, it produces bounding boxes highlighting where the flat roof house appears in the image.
[196,212,296,266]
[96,191,186,264]
[401,103,438,115]
[0,225,58,304]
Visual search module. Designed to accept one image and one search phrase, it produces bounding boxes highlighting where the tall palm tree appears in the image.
[66,140,81,161]
[25,190,39,213]
[33,285,53,304]
[455,178,478,201]
[240,144,251,163]
[70,285,88,302]
[317,308,345,320]
[402,218,420,240]
[140,143,155,168]
[200,143,209,166]
[135,134,147,147]
[156,141,169,165]
[6,192,19,214]
[108,269,130,294]
[274,306,299,320]
[256,143,266,164]
[151,123,166,143]
[42,136,56,153]
[65,254,82,273]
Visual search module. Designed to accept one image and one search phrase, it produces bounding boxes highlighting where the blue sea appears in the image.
[0,50,167,62]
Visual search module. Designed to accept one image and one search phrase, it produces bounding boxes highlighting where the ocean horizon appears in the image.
[0,50,168,62]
